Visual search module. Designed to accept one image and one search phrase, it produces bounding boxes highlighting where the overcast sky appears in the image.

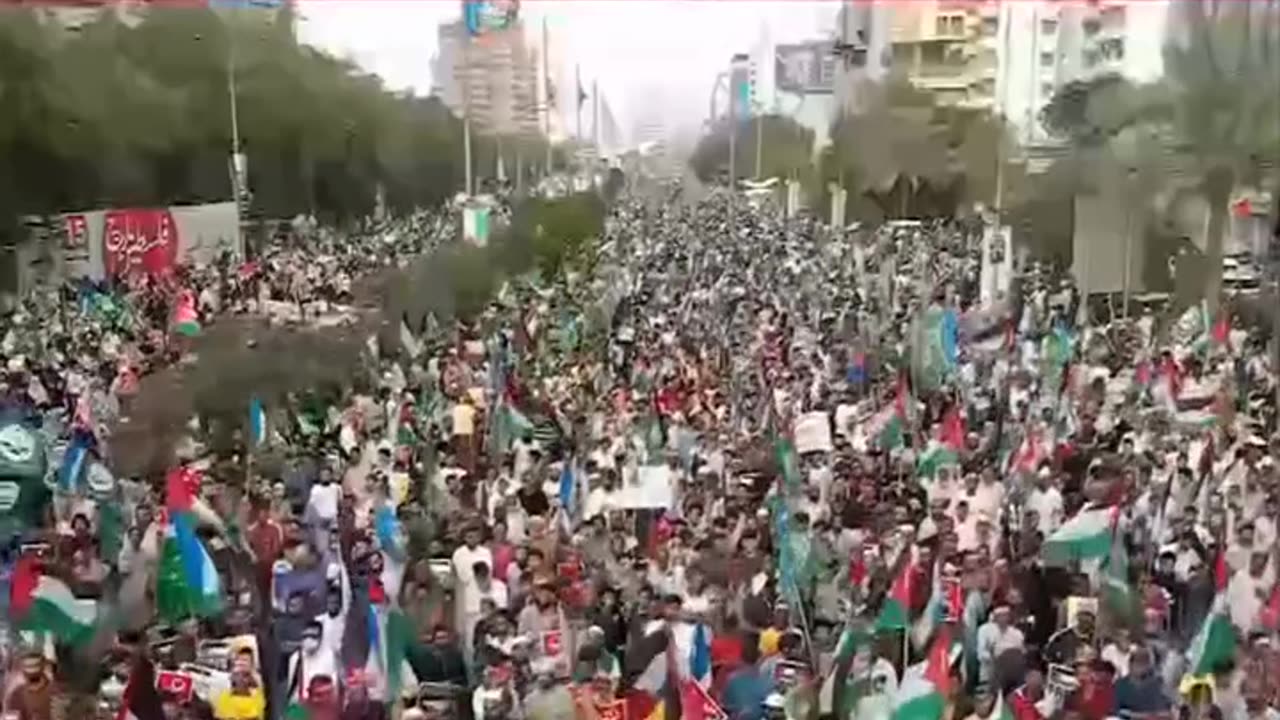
[298,1,837,134]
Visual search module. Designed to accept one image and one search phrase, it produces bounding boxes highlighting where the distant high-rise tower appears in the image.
[433,19,540,137]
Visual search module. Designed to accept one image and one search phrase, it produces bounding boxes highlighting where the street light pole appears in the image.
[225,16,246,212]
[1122,167,1137,319]
[754,107,763,179]
[463,33,474,196]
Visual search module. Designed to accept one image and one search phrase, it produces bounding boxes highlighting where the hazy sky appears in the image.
[298,1,837,134]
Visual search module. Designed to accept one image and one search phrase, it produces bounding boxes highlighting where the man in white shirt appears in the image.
[286,621,338,704]
[969,469,1005,524]
[452,524,494,653]
[1026,469,1064,537]
[976,605,1025,687]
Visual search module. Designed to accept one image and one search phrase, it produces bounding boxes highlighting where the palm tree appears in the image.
[1159,0,1280,312]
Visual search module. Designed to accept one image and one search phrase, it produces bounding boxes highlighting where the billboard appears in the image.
[775,42,836,95]
[730,53,752,119]
[464,0,519,36]
[59,202,241,281]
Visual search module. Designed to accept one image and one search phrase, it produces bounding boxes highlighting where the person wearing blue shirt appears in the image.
[723,637,770,720]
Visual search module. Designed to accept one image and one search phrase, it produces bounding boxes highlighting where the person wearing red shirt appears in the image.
[1010,670,1049,720]
[1070,660,1118,720]
[710,615,746,698]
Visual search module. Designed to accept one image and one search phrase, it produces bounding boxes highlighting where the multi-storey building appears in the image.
[881,0,1002,111]
[995,0,1169,146]
[433,19,540,137]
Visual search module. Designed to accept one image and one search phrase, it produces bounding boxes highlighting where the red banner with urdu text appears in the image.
[103,208,179,277]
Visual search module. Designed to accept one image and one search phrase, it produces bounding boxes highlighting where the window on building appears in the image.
[1084,49,1101,67]
[1041,82,1054,97]
[1041,17,1058,34]
[1100,37,1125,61]
[981,16,998,35]
[935,14,964,37]
[1040,51,1054,67]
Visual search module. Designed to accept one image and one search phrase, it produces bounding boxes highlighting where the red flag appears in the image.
[1161,356,1183,399]
[1261,585,1280,630]
[681,679,728,720]
[1135,360,1152,387]
[849,554,868,589]
[165,466,200,513]
[1211,311,1230,347]
[939,406,965,451]
[923,625,953,697]
[1213,551,1229,593]
[9,555,40,619]
[887,559,915,609]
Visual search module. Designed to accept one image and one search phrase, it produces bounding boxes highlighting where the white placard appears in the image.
[616,465,674,509]
[794,412,833,454]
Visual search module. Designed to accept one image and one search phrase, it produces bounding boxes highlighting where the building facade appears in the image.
[433,19,540,137]
[881,0,1002,111]
[995,0,1169,146]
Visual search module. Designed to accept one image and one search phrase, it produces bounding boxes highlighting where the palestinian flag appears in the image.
[1100,526,1134,621]
[876,557,914,631]
[1185,552,1237,676]
[1007,428,1046,475]
[916,404,964,476]
[1042,505,1117,566]
[868,380,908,451]
[9,556,100,647]
[891,626,953,720]
[171,291,201,337]
[916,441,959,479]
[819,624,869,718]
[116,657,164,720]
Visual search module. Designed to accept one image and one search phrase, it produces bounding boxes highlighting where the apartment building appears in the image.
[434,19,540,137]
[881,0,1002,111]
[996,0,1168,146]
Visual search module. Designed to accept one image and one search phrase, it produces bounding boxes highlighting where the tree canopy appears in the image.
[0,6,531,228]
[821,79,1012,222]
[687,114,815,185]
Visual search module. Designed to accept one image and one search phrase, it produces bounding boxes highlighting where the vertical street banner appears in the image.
[103,209,180,277]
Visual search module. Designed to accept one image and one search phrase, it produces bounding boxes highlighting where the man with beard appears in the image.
[518,578,569,673]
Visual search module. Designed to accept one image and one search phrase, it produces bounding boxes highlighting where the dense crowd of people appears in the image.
[2,191,1280,720]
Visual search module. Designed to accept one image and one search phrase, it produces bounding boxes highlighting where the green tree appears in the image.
[824,79,1012,222]
[1158,1,1280,311]
[687,114,814,185]
[0,6,532,226]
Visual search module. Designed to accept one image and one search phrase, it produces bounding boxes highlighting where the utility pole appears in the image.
[1121,167,1138,318]
[592,78,600,187]
[754,106,763,179]
[541,16,552,176]
[226,11,247,218]
[575,64,583,141]
[463,35,474,196]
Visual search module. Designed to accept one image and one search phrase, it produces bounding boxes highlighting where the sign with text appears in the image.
[156,671,196,703]
[103,208,178,277]
[775,42,836,95]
